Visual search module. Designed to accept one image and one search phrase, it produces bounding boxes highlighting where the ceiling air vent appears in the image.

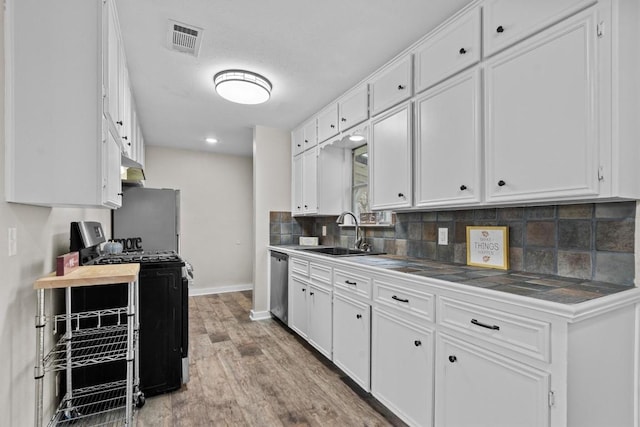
[167,20,203,57]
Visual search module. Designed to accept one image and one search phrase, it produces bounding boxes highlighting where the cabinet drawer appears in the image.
[370,55,412,116]
[310,262,332,285]
[373,280,434,323]
[414,6,481,93]
[290,257,310,277]
[438,297,550,362]
[483,0,594,57]
[334,268,371,299]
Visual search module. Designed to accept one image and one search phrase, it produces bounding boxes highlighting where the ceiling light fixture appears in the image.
[213,70,272,105]
[205,137,218,144]
[349,133,365,142]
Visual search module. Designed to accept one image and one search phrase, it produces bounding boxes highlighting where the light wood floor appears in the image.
[135,291,405,427]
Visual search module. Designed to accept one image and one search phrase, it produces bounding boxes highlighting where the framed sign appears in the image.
[466,226,509,270]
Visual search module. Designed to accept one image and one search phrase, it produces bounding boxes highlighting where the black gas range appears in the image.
[69,221,189,397]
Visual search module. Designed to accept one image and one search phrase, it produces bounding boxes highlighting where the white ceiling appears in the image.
[115,0,473,157]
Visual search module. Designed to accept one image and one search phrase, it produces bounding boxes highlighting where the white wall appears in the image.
[144,146,253,294]
[0,7,112,425]
[252,126,291,318]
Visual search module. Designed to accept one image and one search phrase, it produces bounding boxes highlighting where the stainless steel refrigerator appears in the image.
[112,187,180,252]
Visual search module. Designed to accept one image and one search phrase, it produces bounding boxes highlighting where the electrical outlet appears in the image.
[8,227,17,256]
[438,228,448,245]
[322,226,327,236]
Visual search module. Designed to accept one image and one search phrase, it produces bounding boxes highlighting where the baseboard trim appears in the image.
[189,283,253,297]
[250,310,272,321]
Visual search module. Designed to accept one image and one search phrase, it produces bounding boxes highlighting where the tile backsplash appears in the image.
[270,201,636,285]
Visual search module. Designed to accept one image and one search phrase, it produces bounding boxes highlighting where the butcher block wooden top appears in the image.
[34,264,140,289]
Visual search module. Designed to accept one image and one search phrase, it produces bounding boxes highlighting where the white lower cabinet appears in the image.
[372,308,434,427]
[435,333,550,427]
[289,275,309,338]
[307,284,333,359]
[332,293,371,391]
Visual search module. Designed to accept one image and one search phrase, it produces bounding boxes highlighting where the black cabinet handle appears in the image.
[345,280,357,285]
[330,124,335,128]
[392,295,409,303]
[459,48,467,54]
[297,144,301,147]
[460,185,467,191]
[414,340,422,347]
[304,139,309,143]
[398,193,405,198]
[497,180,506,187]
[117,192,123,196]
[397,84,406,90]
[127,142,131,146]
[116,121,123,126]
[122,136,128,140]
[302,288,306,292]
[497,25,504,33]
[309,291,314,296]
[341,117,347,122]
[356,314,362,319]
[304,204,308,208]
[449,355,457,363]
[297,206,301,209]
[471,318,500,330]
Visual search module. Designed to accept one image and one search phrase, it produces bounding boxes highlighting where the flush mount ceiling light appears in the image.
[349,132,365,142]
[213,70,272,105]
[205,137,218,144]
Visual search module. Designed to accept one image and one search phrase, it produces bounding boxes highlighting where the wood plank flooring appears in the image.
[135,291,406,427]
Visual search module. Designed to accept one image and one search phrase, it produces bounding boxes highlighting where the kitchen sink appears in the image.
[300,246,385,257]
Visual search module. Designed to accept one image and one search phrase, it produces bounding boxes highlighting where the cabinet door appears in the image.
[317,105,339,143]
[307,285,332,359]
[484,8,599,204]
[370,102,412,210]
[370,55,412,116]
[302,148,318,214]
[333,294,370,391]
[372,309,434,427]
[104,0,121,133]
[121,70,133,157]
[483,0,593,57]
[289,276,308,338]
[103,127,122,208]
[435,333,550,427]
[415,69,481,207]
[292,127,305,156]
[338,85,368,132]
[292,154,303,216]
[303,119,317,150]
[414,6,481,93]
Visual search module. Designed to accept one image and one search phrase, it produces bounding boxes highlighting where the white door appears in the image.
[103,127,122,208]
[370,102,412,210]
[289,276,308,338]
[435,333,550,427]
[307,285,332,359]
[484,7,599,203]
[333,294,371,391]
[372,309,434,427]
[292,155,303,215]
[302,148,318,214]
[415,69,481,207]
[338,85,369,132]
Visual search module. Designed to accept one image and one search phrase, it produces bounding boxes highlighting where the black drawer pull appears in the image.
[356,314,362,319]
[449,355,457,363]
[392,295,409,303]
[471,318,500,330]
[309,292,314,296]
[414,340,422,347]
[345,280,357,286]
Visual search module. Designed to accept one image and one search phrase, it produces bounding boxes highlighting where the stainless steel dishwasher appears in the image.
[270,251,289,324]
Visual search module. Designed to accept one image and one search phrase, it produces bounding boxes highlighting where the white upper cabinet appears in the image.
[369,55,413,116]
[317,105,339,143]
[370,102,413,210]
[484,6,599,204]
[302,148,318,214]
[105,0,122,135]
[414,6,481,93]
[5,0,125,208]
[415,69,482,208]
[483,0,595,57]
[302,119,317,150]
[338,84,369,132]
[292,127,305,156]
[292,154,304,215]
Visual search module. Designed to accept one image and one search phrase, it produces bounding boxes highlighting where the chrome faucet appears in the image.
[336,211,363,249]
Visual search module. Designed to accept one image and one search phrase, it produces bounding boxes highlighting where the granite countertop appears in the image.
[274,246,634,304]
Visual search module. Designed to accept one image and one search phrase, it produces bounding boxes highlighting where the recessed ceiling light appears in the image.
[213,70,272,105]
[349,134,365,142]
[205,137,218,144]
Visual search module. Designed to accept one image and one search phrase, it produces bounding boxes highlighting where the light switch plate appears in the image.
[438,228,448,245]
[8,227,17,256]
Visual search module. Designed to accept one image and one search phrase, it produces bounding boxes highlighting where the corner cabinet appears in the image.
[370,102,413,210]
